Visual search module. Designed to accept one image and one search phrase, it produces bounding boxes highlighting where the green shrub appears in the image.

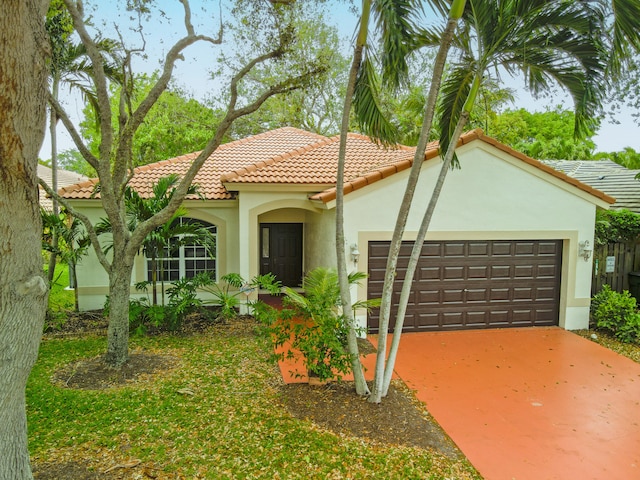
[592,285,640,343]
[255,268,376,383]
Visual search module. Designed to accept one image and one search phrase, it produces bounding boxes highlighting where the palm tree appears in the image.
[371,0,618,402]
[334,0,461,397]
[355,0,468,403]
[41,208,91,311]
[121,174,214,306]
[45,0,120,284]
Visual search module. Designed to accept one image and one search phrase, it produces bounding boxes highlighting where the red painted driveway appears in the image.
[383,328,640,480]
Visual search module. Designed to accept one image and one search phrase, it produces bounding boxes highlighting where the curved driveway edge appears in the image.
[384,327,640,480]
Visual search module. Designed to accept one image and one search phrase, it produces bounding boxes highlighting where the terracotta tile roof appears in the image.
[221,133,416,185]
[309,129,615,205]
[59,127,327,200]
[60,126,614,207]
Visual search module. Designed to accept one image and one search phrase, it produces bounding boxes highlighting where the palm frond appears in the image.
[352,54,400,146]
[372,0,419,89]
[436,63,476,166]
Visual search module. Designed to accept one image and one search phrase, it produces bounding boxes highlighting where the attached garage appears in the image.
[368,239,563,332]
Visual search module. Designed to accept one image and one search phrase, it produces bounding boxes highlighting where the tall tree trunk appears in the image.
[0,1,50,478]
[105,260,135,366]
[47,78,60,285]
[370,0,467,403]
[381,111,471,395]
[335,0,372,397]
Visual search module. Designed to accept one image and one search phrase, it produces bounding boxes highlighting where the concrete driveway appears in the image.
[388,327,640,480]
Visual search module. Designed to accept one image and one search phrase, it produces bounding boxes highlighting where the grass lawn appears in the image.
[27,321,481,479]
[46,263,75,313]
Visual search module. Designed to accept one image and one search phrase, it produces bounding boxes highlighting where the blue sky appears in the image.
[42,0,640,160]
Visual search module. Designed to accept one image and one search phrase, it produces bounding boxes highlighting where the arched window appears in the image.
[146,217,217,281]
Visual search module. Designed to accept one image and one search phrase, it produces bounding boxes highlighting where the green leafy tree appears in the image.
[48,0,328,368]
[489,108,597,159]
[81,73,224,166]
[371,0,614,403]
[58,148,97,177]
[223,18,350,138]
[595,147,640,169]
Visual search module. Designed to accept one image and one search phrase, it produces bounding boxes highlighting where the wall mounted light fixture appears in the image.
[578,240,592,261]
[350,244,360,265]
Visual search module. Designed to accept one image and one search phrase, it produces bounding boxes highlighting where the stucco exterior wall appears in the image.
[71,141,606,330]
[73,199,240,310]
[342,142,601,331]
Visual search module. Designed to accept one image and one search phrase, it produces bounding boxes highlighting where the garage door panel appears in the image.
[443,289,464,303]
[368,240,561,332]
[514,242,535,255]
[468,242,490,256]
[491,265,511,278]
[466,288,488,302]
[514,265,534,278]
[444,266,464,279]
[468,266,489,278]
[419,266,440,280]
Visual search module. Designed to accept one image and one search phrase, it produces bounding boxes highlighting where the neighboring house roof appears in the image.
[38,164,88,211]
[60,127,615,206]
[543,160,637,212]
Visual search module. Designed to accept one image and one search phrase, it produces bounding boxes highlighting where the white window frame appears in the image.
[146,217,217,282]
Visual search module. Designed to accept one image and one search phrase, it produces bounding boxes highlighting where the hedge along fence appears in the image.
[592,241,640,296]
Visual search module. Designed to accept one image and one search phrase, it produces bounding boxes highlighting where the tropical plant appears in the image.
[369,0,617,402]
[44,0,120,284]
[257,268,379,383]
[121,174,212,306]
[199,272,282,322]
[333,0,426,396]
[41,208,91,312]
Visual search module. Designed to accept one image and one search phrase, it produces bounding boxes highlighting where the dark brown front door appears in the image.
[368,240,562,332]
[260,223,303,287]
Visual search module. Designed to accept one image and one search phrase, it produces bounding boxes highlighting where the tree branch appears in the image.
[47,91,100,170]
[38,178,112,272]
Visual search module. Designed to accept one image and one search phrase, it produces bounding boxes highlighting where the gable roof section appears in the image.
[543,160,637,212]
[60,127,614,207]
[59,127,327,200]
[309,129,616,205]
[221,133,416,185]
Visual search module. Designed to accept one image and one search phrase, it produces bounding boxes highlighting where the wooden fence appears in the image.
[592,242,640,296]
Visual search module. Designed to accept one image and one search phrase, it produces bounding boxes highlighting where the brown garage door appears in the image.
[368,240,562,332]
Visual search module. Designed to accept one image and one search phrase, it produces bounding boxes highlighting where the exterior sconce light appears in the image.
[350,244,360,265]
[578,240,592,261]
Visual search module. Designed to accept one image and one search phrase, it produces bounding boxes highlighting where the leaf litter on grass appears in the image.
[30,316,481,479]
